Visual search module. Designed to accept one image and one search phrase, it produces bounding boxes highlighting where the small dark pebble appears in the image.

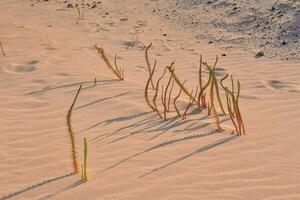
[163,33,167,36]
[67,3,73,8]
[120,18,128,21]
[255,51,265,58]
[90,4,97,8]
[208,41,213,44]
[221,53,227,56]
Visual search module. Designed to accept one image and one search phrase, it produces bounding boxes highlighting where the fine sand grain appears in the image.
[1,0,300,199]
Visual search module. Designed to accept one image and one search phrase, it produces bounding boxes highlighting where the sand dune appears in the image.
[0,0,300,199]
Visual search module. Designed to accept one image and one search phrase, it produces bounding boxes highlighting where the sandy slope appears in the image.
[154,0,300,60]
[0,0,300,199]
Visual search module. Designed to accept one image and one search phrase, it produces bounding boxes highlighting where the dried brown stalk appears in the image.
[182,87,198,120]
[144,60,157,111]
[173,80,187,118]
[202,56,226,114]
[95,44,124,80]
[207,66,224,130]
[145,43,155,89]
[160,84,168,121]
[222,74,245,135]
[167,80,175,111]
[164,67,174,112]
[225,89,239,134]
[153,67,167,119]
[66,84,82,173]
[75,4,84,20]
[166,64,199,104]
[0,41,6,56]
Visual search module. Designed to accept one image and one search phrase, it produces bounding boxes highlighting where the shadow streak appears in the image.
[74,92,130,110]
[26,79,117,95]
[140,135,238,177]
[0,172,75,200]
[79,111,153,133]
[103,130,221,171]
[38,180,83,200]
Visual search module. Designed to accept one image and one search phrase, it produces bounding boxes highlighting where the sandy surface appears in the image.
[0,0,300,199]
[154,0,300,60]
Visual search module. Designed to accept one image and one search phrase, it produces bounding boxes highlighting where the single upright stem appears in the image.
[173,80,187,118]
[153,67,167,119]
[182,87,198,120]
[0,41,6,56]
[144,60,157,111]
[145,43,155,89]
[167,80,175,111]
[66,84,82,173]
[161,84,168,121]
[83,137,88,182]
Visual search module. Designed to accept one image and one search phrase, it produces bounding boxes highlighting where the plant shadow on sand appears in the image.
[84,108,230,146]
[81,108,234,177]
[25,79,118,95]
[0,172,81,200]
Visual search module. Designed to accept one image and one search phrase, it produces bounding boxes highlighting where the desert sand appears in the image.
[0,0,300,199]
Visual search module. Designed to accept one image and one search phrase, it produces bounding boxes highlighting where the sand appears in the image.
[0,0,300,199]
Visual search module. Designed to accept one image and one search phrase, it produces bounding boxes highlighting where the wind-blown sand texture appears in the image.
[1,0,300,199]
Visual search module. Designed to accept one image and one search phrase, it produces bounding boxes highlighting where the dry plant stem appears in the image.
[164,69,174,112]
[182,87,198,120]
[221,74,245,135]
[95,45,124,80]
[197,55,203,108]
[166,65,199,104]
[82,137,88,182]
[152,67,166,119]
[208,72,223,130]
[225,90,239,134]
[75,5,83,20]
[198,70,212,109]
[144,60,157,111]
[76,5,81,19]
[161,84,168,121]
[135,34,146,49]
[114,54,124,80]
[0,41,6,56]
[167,80,175,111]
[205,62,226,114]
[66,84,82,173]
[173,80,186,118]
[145,43,155,89]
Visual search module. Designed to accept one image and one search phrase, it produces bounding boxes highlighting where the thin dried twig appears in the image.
[182,87,198,120]
[95,44,124,80]
[66,84,82,173]
[75,4,84,20]
[0,41,6,56]
[167,80,175,111]
[222,74,245,135]
[163,66,174,112]
[160,84,168,121]
[173,80,187,118]
[145,60,157,111]
[153,67,167,119]
[166,64,198,104]
[202,56,226,114]
[145,43,155,89]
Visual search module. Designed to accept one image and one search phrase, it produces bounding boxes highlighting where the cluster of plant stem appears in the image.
[144,43,245,135]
